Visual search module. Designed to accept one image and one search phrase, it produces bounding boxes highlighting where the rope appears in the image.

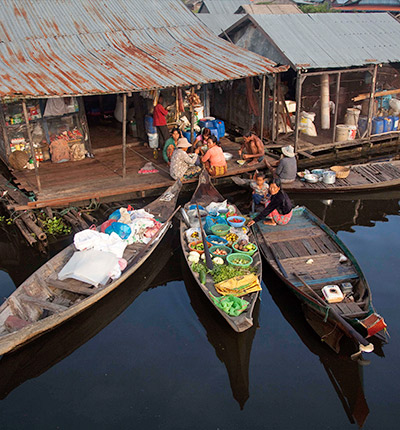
[128,147,171,176]
[323,306,331,323]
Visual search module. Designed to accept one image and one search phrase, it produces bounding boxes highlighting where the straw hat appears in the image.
[281,145,295,158]
[177,137,191,149]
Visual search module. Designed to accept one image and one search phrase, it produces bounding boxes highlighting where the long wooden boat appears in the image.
[180,171,262,333]
[283,160,400,193]
[0,180,182,356]
[254,206,387,352]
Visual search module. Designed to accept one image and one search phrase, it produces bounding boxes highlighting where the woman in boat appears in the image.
[200,135,227,177]
[170,138,201,180]
[247,178,293,226]
[162,127,181,164]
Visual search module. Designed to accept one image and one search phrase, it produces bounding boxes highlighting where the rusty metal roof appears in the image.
[0,0,285,98]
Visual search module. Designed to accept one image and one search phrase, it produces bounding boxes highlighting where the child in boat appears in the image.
[248,178,293,226]
[250,172,269,206]
[200,135,227,177]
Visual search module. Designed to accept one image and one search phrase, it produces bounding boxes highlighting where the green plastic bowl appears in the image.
[211,223,230,237]
[226,253,253,268]
[231,241,258,256]
[209,245,232,260]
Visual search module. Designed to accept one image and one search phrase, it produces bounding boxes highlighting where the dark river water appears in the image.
[0,188,399,429]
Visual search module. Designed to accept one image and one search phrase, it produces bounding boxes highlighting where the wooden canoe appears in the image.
[283,160,400,193]
[180,170,262,333]
[254,206,387,352]
[0,180,182,356]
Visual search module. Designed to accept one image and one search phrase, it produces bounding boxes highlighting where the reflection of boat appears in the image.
[254,206,387,354]
[181,255,260,409]
[265,270,371,428]
[0,180,182,355]
[180,170,262,332]
[0,229,179,399]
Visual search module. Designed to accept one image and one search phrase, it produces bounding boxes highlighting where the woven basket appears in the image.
[330,165,350,179]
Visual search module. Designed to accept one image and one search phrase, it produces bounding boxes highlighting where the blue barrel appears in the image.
[372,117,384,135]
[145,115,157,134]
[391,115,399,131]
[214,119,225,139]
[198,118,215,129]
[209,127,219,140]
[182,129,197,143]
[358,116,368,136]
[383,116,393,132]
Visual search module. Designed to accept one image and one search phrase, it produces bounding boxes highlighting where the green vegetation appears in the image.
[299,3,336,13]
[41,216,71,236]
[0,215,13,225]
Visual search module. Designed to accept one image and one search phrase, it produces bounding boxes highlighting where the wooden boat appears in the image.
[0,180,182,356]
[180,170,262,333]
[254,206,387,353]
[284,160,400,193]
[0,230,181,398]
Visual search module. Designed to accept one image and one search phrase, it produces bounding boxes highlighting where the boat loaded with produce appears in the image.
[0,181,182,356]
[181,171,262,333]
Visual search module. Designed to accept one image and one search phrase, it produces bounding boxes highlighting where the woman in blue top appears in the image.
[163,128,181,164]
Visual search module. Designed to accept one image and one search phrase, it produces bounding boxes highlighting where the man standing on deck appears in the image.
[238,131,265,166]
[153,95,169,150]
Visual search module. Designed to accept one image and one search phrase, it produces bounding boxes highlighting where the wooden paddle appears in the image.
[293,273,374,354]
[196,204,213,270]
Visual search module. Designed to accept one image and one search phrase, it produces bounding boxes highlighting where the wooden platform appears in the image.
[10,138,269,209]
[283,160,400,193]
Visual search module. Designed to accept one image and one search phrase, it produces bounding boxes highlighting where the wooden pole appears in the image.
[190,87,195,143]
[260,74,266,141]
[294,70,303,153]
[332,72,341,143]
[275,73,280,143]
[175,86,179,122]
[271,74,277,142]
[122,93,127,178]
[22,99,41,192]
[367,65,378,139]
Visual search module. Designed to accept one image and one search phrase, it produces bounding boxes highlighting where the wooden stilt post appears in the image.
[367,64,378,138]
[260,74,266,141]
[332,71,341,142]
[175,86,179,122]
[271,74,277,142]
[275,73,281,143]
[122,93,127,178]
[22,99,41,192]
[190,87,195,143]
[294,70,303,154]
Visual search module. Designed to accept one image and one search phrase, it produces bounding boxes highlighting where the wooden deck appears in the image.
[284,160,400,193]
[11,138,269,209]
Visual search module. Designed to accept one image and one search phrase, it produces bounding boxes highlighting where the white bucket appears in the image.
[194,106,204,122]
[323,170,336,184]
[344,108,360,126]
[348,125,357,140]
[336,124,349,142]
[147,133,159,149]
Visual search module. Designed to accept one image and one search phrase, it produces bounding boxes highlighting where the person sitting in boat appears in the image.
[200,135,227,177]
[239,131,265,165]
[170,138,201,180]
[192,127,211,154]
[247,178,293,226]
[265,145,297,184]
[162,127,181,165]
[250,172,269,207]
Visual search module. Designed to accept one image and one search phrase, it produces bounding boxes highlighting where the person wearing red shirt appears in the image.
[153,95,169,149]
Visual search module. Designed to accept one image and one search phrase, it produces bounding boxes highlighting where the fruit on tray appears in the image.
[226,233,238,242]
[234,239,256,252]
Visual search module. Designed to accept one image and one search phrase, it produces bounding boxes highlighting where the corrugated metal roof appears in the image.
[198,0,248,14]
[197,14,241,35]
[0,0,284,98]
[243,13,400,69]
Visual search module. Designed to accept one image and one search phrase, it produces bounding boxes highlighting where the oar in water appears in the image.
[196,204,213,271]
[293,273,374,357]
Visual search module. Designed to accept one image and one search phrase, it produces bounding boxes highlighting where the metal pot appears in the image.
[323,170,336,184]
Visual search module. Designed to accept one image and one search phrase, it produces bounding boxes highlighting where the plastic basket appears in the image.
[189,240,211,255]
[209,245,232,260]
[231,241,258,256]
[226,253,253,268]
[207,235,228,246]
[211,224,230,237]
[227,216,246,228]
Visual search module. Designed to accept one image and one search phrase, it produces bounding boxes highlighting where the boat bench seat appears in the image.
[331,302,368,318]
[47,277,96,296]
[19,294,69,313]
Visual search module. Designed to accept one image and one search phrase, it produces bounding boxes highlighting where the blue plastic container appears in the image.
[372,117,384,135]
[383,117,393,132]
[391,115,399,131]
[214,119,225,139]
[209,127,219,140]
[358,116,368,136]
[198,118,215,129]
[182,129,197,143]
[145,115,157,134]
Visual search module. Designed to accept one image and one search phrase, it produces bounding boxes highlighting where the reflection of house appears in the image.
[0,0,285,208]
[223,12,400,159]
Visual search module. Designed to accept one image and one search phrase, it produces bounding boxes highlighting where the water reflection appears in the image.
[265,266,370,428]
[181,257,260,409]
[0,229,180,399]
